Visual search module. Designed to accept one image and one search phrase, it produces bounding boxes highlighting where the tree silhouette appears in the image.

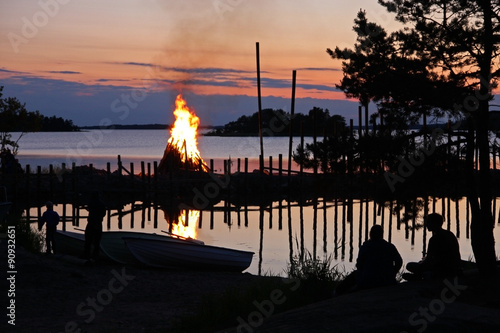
[332,1,499,276]
[0,86,43,155]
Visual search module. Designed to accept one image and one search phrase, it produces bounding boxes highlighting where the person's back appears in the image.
[356,225,403,289]
[404,213,462,281]
[425,227,461,278]
[87,194,106,226]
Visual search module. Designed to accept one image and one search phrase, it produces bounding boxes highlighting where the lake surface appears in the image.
[14,130,500,275]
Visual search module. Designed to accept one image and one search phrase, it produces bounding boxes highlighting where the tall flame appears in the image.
[171,209,199,239]
[167,94,208,171]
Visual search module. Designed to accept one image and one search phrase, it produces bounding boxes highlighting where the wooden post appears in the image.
[256,42,264,162]
[117,155,122,176]
[364,105,369,135]
[288,69,296,177]
[300,121,304,176]
[49,164,54,200]
[358,105,362,139]
[313,107,317,175]
[37,166,41,216]
[25,165,31,223]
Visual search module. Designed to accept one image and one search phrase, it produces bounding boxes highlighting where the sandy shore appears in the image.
[3,241,263,333]
[4,239,500,333]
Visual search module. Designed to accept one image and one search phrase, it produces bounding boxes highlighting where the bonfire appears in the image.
[158,94,209,173]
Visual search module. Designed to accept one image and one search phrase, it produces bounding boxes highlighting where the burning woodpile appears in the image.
[158,94,209,173]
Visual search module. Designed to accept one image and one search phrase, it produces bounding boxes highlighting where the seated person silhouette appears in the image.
[356,224,403,289]
[404,213,461,281]
[335,225,402,294]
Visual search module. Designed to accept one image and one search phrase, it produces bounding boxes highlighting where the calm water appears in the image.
[15,130,500,275]
[14,130,312,172]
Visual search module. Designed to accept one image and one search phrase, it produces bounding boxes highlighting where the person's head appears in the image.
[45,201,54,210]
[369,224,384,240]
[425,213,444,232]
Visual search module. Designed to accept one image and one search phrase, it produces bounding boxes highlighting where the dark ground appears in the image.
[2,239,500,333]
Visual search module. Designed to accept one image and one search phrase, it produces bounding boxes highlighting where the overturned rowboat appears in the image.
[123,236,254,272]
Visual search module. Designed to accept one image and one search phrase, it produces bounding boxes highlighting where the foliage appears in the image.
[171,249,345,333]
[0,86,43,155]
[328,0,499,275]
[1,210,43,253]
[0,86,79,156]
[374,0,500,276]
[206,107,347,137]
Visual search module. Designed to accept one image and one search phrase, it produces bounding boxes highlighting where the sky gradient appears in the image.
[1,1,399,126]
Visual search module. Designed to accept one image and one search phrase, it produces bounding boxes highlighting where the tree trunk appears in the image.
[469,0,497,277]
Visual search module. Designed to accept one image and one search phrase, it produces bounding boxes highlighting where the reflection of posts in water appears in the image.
[118,206,123,229]
[244,202,248,228]
[411,200,416,246]
[365,199,369,239]
[349,204,354,262]
[278,200,283,230]
[287,200,293,266]
[130,202,135,229]
[334,197,338,259]
[404,203,409,240]
[388,201,393,243]
[299,200,304,259]
[423,197,429,258]
[455,198,460,238]
[237,204,241,227]
[313,198,317,258]
[141,203,146,229]
[447,197,451,231]
[268,202,273,229]
[396,200,401,231]
[322,197,327,254]
[466,197,470,239]
[258,206,264,276]
[341,198,346,260]
[210,207,214,230]
[358,198,363,248]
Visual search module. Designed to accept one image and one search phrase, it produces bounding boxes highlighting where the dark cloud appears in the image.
[296,67,341,72]
[1,73,350,127]
[47,71,82,74]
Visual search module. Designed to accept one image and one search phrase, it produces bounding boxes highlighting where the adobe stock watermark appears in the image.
[59,267,135,333]
[384,74,492,192]
[213,0,245,20]
[188,108,295,211]
[8,0,71,54]
[236,277,300,333]
[53,59,163,181]
[401,277,467,333]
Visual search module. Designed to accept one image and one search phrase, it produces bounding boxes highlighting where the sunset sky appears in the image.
[1,0,400,126]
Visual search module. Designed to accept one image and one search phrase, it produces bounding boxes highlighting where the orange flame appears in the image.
[167,94,208,171]
[171,210,199,239]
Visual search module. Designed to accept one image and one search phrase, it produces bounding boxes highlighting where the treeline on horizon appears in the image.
[206,107,348,137]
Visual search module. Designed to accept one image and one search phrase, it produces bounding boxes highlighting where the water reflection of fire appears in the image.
[170,210,199,239]
[158,94,209,173]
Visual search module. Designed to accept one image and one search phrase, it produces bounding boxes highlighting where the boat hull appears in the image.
[124,237,254,272]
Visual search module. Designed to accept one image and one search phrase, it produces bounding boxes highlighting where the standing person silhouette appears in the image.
[404,213,461,280]
[38,201,60,255]
[84,191,106,261]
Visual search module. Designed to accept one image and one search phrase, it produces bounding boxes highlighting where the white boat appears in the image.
[55,230,204,265]
[100,231,195,265]
[123,236,254,272]
[54,230,88,258]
